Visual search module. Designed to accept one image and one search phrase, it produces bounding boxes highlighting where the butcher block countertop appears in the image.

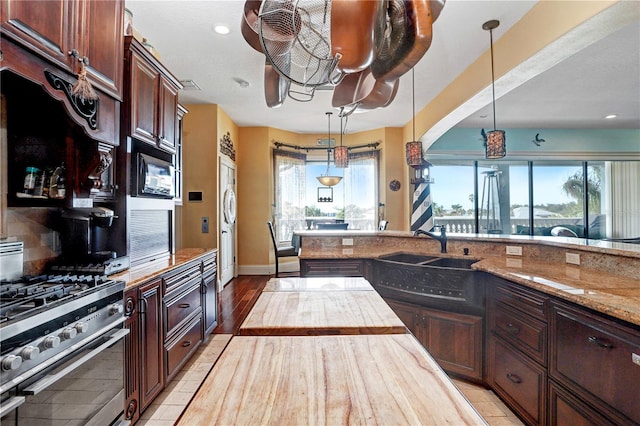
[239,290,406,335]
[177,334,487,425]
[263,276,373,291]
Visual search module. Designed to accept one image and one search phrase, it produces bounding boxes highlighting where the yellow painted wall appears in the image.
[182,104,220,248]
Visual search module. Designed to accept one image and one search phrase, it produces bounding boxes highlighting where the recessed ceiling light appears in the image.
[214,25,230,35]
[605,114,617,119]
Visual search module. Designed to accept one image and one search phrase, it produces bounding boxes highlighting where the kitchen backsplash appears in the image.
[5,207,60,275]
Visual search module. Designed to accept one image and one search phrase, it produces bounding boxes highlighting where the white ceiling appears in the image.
[125,0,640,136]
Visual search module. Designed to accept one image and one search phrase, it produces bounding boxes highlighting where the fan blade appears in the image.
[331,0,385,74]
[371,0,436,82]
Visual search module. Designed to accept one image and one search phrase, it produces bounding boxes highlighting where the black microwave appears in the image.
[134,152,175,198]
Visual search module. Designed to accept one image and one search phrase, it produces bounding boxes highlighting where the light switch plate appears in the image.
[506,246,522,256]
[342,238,354,246]
[566,252,580,265]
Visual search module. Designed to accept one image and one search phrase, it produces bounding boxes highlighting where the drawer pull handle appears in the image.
[506,373,522,384]
[182,340,192,347]
[506,323,520,334]
[588,336,614,349]
[179,303,191,308]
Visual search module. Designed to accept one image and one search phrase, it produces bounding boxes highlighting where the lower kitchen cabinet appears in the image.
[201,250,218,338]
[386,299,483,381]
[549,301,640,425]
[123,250,217,423]
[548,380,616,426]
[138,277,164,413]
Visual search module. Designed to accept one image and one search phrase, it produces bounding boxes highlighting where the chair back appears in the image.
[267,221,278,251]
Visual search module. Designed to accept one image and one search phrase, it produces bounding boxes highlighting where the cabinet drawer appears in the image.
[490,303,547,365]
[165,316,202,382]
[300,259,364,277]
[550,302,640,424]
[164,283,202,338]
[163,262,201,295]
[492,279,547,321]
[202,251,217,274]
[549,380,617,426]
[489,337,546,425]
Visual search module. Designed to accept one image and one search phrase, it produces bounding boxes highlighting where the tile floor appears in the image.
[138,334,523,425]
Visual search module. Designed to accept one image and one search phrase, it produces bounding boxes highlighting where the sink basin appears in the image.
[378,253,440,264]
[422,257,477,270]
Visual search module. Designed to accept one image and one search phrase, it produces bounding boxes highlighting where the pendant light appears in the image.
[334,109,349,168]
[482,19,506,159]
[405,68,423,166]
[317,112,342,186]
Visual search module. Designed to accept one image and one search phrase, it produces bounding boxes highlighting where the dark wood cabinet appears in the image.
[386,299,483,381]
[300,258,366,277]
[123,288,140,424]
[549,301,640,425]
[1,0,123,146]
[548,380,616,426]
[487,277,548,426]
[138,277,164,412]
[201,250,218,338]
[123,36,181,154]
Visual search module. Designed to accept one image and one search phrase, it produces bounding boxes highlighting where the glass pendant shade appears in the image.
[485,130,506,159]
[317,175,342,186]
[405,141,423,166]
[334,146,349,168]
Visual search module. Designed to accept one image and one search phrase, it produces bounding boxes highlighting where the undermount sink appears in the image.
[378,253,477,270]
[378,253,440,264]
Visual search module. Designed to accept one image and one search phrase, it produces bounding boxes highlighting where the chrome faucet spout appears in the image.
[413,226,447,253]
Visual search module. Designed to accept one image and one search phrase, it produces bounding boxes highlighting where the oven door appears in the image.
[1,326,129,426]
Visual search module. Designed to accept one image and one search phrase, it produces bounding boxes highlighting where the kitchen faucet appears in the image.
[413,225,447,253]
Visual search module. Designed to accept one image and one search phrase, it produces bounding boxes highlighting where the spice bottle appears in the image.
[49,163,66,199]
[32,169,48,197]
[23,167,39,194]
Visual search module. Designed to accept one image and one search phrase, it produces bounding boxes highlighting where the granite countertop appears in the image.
[111,248,216,289]
[473,257,640,326]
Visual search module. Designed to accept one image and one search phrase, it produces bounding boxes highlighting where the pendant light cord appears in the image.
[489,27,497,132]
[412,68,416,142]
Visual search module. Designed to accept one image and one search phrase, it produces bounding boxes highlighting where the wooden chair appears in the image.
[267,221,298,277]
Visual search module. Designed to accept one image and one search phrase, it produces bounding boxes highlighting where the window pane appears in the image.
[275,153,306,243]
[429,163,475,233]
[531,162,584,237]
[478,161,529,235]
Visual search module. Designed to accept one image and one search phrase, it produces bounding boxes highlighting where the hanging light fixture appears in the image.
[317,112,343,186]
[334,109,349,168]
[405,68,423,167]
[482,19,506,159]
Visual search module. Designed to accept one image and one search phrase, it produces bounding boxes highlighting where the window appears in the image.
[275,149,379,242]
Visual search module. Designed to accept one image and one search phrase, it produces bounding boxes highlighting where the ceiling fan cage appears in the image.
[259,0,341,88]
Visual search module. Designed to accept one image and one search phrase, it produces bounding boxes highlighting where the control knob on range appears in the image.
[61,327,77,340]
[74,322,89,334]
[2,355,22,371]
[43,335,61,349]
[108,303,124,316]
[20,345,40,361]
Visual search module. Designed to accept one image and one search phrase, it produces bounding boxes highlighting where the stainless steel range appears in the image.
[0,270,128,425]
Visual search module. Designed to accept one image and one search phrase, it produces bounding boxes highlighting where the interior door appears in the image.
[219,157,237,287]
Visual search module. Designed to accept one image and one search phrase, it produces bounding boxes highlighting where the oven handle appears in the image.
[0,396,26,417]
[22,328,129,396]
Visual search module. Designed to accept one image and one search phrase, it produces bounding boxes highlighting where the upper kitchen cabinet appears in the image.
[1,0,123,99]
[1,0,124,146]
[123,36,182,155]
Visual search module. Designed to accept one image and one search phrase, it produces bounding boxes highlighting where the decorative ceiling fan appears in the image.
[241,0,446,111]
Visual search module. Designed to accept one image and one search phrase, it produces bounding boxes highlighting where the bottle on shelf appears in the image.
[49,163,66,200]
[23,166,39,195]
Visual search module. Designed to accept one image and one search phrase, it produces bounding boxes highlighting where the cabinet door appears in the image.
[157,77,179,154]
[123,288,140,424]
[1,0,75,72]
[139,278,164,412]
[423,308,483,381]
[202,270,218,337]
[130,53,159,146]
[386,299,419,336]
[79,0,123,99]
